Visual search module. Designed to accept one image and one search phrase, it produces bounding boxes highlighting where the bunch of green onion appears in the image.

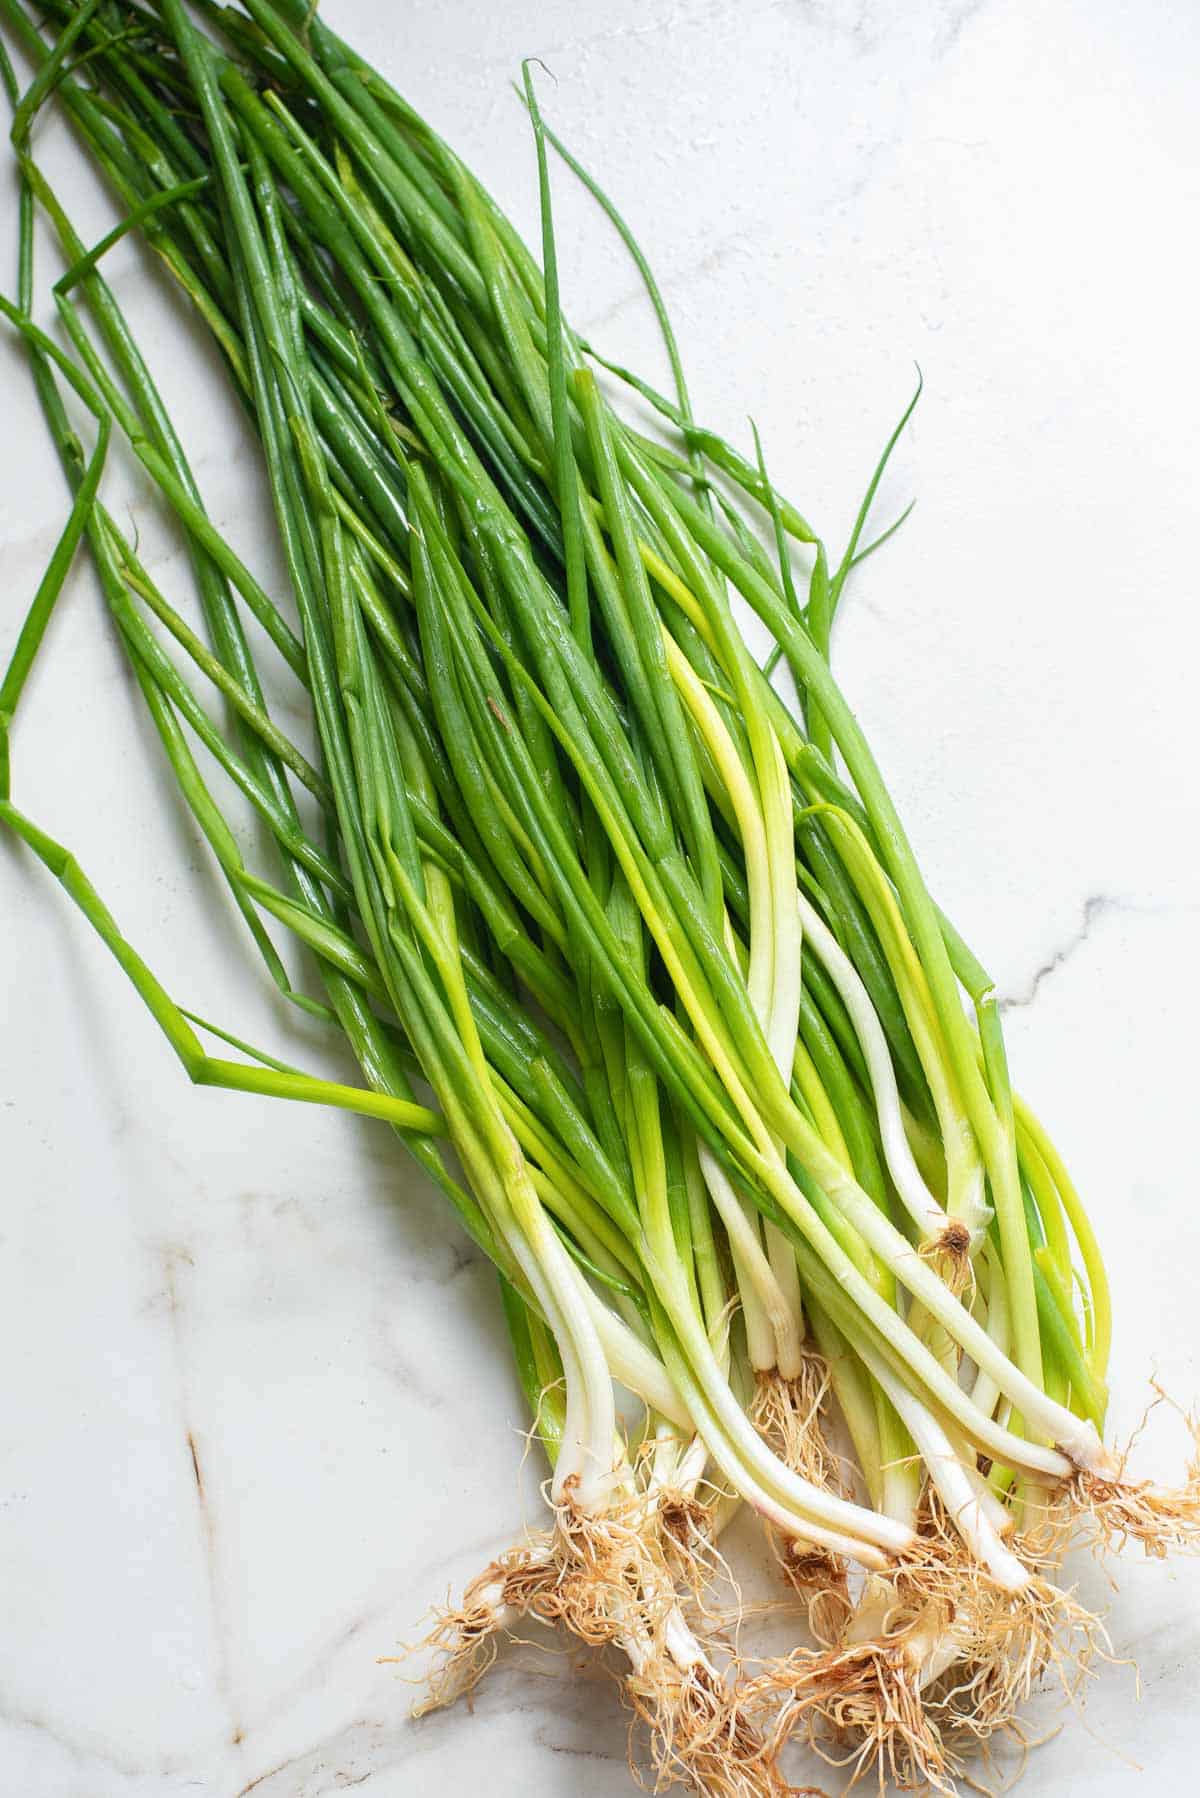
[2,3,1197,1792]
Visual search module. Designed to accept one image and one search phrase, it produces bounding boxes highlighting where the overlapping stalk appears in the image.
[2,4,1197,1793]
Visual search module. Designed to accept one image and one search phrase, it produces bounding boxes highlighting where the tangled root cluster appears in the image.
[1066,1433,1200,1561]
[411,1564,516,1717]
[750,1360,851,1641]
[414,1478,795,1795]
[1011,1402,1200,1584]
[409,1404,1200,1795]
[921,1574,1107,1758]
[750,1359,844,1496]
[742,1496,1108,1795]
[744,1554,961,1791]
[657,1488,718,1564]
[754,1620,956,1793]
[628,1656,803,1798]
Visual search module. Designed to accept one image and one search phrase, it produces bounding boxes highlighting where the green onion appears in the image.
[3,5,1195,1793]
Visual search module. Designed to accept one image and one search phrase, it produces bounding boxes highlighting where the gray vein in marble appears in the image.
[0,1689,154,1782]
[782,0,991,61]
[530,0,731,66]
[224,1529,514,1754]
[1000,891,1200,1021]
[1000,894,1200,1014]
[999,894,1115,1013]
[577,225,759,344]
[934,0,991,56]
[443,1239,482,1283]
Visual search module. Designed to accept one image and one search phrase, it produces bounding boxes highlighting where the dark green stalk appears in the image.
[0,416,109,800]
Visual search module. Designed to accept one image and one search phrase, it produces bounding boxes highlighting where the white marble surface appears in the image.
[2,0,1199,1792]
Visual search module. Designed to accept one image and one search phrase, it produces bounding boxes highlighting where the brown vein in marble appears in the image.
[155,1241,248,1754]
[234,1679,627,1798]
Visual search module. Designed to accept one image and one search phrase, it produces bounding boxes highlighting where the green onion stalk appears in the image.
[3,4,1197,1792]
